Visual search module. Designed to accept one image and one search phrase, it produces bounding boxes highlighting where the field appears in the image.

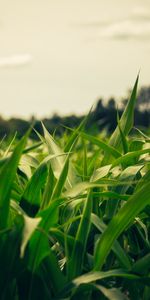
[0,76,150,300]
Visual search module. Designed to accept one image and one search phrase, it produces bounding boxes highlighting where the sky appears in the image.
[0,0,150,118]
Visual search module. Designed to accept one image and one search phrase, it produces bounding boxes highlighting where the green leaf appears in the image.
[27,199,62,270]
[51,156,69,200]
[23,141,42,154]
[20,214,41,258]
[94,179,150,270]
[102,75,139,165]
[82,138,88,180]
[67,190,93,280]
[0,215,24,297]
[105,165,144,220]
[0,131,29,229]
[131,253,150,275]
[64,109,91,153]
[41,163,55,209]
[26,199,66,297]
[81,132,121,159]
[3,132,17,158]
[42,123,78,189]
[91,213,131,269]
[60,269,140,297]
[117,112,128,154]
[111,148,150,168]
[90,165,111,182]
[64,179,130,199]
[93,284,129,300]
[20,161,48,216]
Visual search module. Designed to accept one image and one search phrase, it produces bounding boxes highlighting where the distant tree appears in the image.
[95,99,104,111]
[0,85,149,140]
[137,86,150,110]
[0,116,9,137]
[106,98,117,132]
[92,98,107,129]
[107,98,116,109]
[9,118,29,138]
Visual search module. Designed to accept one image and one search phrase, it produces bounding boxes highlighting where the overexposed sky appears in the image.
[0,0,150,118]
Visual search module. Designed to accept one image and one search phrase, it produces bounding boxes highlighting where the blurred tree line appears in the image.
[0,86,149,139]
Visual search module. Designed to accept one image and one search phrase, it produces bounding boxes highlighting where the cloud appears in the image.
[79,6,150,41]
[132,6,150,21]
[100,19,150,40]
[0,54,33,68]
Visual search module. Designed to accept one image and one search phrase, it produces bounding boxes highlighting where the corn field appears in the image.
[0,76,150,299]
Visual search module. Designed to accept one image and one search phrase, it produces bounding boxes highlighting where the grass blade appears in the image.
[94,179,150,270]
[102,75,139,165]
[0,130,29,229]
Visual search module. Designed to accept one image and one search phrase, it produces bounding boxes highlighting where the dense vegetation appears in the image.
[0,76,150,299]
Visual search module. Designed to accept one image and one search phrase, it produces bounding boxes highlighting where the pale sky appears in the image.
[0,0,150,118]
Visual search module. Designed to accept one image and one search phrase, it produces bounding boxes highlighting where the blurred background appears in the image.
[0,0,150,137]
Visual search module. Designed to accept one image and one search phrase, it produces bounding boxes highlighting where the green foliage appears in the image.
[0,78,150,299]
